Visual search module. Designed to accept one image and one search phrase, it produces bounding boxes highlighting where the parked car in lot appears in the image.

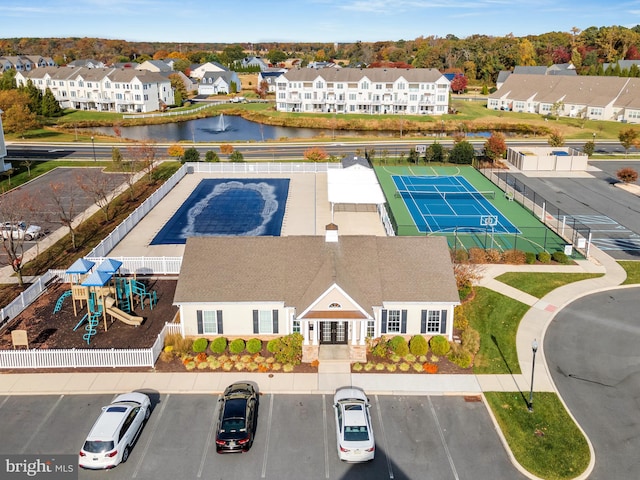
[333,387,375,462]
[1,222,43,241]
[215,382,258,453]
[79,392,151,469]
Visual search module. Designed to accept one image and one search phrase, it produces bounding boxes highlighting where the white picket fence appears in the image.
[0,322,182,369]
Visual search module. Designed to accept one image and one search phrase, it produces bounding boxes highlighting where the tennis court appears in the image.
[392,175,520,234]
[150,178,289,245]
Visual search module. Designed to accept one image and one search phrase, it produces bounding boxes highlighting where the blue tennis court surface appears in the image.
[392,175,519,234]
[151,178,290,244]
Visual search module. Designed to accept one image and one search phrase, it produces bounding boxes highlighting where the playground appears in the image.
[0,277,177,351]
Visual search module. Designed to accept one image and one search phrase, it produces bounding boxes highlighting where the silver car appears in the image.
[1,222,42,241]
[333,387,375,462]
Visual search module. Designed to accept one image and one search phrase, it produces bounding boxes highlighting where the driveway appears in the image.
[544,287,640,479]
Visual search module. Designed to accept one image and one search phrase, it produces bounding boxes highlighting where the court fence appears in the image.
[478,167,592,257]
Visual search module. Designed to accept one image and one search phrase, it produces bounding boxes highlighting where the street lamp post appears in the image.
[91,136,96,162]
[528,339,538,412]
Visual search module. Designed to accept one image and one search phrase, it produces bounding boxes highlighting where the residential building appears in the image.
[257,69,286,93]
[197,71,241,96]
[15,66,175,113]
[496,63,576,89]
[275,67,450,115]
[240,56,269,71]
[488,74,640,123]
[67,59,105,69]
[136,60,172,73]
[173,234,459,363]
[190,62,228,80]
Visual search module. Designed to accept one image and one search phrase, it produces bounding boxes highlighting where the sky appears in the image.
[1,0,639,44]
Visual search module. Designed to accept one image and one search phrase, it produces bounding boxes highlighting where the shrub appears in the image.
[210,337,228,354]
[430,335,451,356]
[617,167,638,183]
[448,345,473,369]
[173,336,193,355]
[525,252,537,264]
[388,336,409,356]
[502,249,526,264]
[409,335,428,356]
[386,363,397,372]
[159,350,173,363]
[468,248,487,264]
[485,249,502,263]
[412,362,423,372]
[269,333,303,365]
[404,353,417,363]
[185,361,196,370]
[267,338,282,354]
[364,362,375,371]
[229,338,246,354]
[537,251,551,264]
[398,362,410,372]
[461,327,481,356]
[552,251,570,264]
[192,338,208,353]
[282,364,295,373]
[454,306,469,331]
[423,362,438,374]
[375,363,386,371]
[164,333,180,348]
[246,338,263,354]
[371,338,389,359]
[452,248,469,263]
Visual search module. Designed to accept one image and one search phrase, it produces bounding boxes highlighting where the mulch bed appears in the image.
[352,352,472,375]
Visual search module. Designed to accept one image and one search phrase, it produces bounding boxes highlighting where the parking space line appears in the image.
[0,396,9,411]
[323,394,330,479]
[261,394,274,478]
[132,393,171,479]
[20,394,63,454]
[428,396,460,480]
[197,394,219,478]
[374,395,395,479]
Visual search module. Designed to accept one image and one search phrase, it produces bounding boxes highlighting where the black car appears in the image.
[215,382,258,453]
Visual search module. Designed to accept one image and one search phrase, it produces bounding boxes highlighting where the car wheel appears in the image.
[144,407,150,420]
[25,234,32,241]
[122,446,130,463]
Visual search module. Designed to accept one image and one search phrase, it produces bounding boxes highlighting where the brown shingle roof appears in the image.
[281,67,445,83]
[173,236,459,314]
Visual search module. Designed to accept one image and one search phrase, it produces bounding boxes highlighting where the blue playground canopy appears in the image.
[65,258,95,275]
[97,258,123,274]
[81,270,113,287]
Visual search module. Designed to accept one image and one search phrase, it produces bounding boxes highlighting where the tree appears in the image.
[448,140,475,164]
[167,144,185,162]
[126,141,157,182]
[617,167,639,183]
[303,146,328,162]
[267,49,287,65]
[168,73,188,105]
[220,144,234,155]
[48,180,83,250]
[20,160,34,177]
[550,101,564,120]
[41,88,63,117]
[2,103,39,137]
[205,151,219,162]
[0,68,17,90]
[483,132,507,162]
[582,140,595,157]
[425,142,446,163]
[255,79,269,99]
[229,150,244,162]
[548,129,565,147]
[183,147,200,163]
[619,128,639,157]
[450,74,468,94]
[76,170,122,223]
[112,147,123,166]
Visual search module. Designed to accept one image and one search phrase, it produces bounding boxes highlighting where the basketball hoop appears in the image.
[480,215,498,227]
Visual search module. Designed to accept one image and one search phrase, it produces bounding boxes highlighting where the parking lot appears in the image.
[0,394,525,480]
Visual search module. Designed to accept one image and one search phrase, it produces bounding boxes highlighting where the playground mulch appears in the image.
[0,278,178,351]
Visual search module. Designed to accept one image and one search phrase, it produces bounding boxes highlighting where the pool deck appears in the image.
[108,171,387,258]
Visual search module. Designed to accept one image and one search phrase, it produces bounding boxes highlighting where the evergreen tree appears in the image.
[448,141,475,165]
[41,88,63,117]
[21,79,42,114]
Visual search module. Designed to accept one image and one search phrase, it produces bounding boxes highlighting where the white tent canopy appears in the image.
[327,164,386,207]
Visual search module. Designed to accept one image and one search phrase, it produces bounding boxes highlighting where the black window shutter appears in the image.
[196,310,203,335]
[381,310,387,334]
[272,310,279,334]
[440,310,448,334]
[253,310,259,334]
[401,310,407,334]
[217,310,223,334]
[420,310,427,334]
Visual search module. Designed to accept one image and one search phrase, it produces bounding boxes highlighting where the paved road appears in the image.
[545,287,640,480]
[0,393,526,480]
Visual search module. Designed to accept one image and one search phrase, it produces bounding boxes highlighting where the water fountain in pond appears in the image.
[216,113,227,132]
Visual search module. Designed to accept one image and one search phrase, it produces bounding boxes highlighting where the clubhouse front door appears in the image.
[319,321,347,344]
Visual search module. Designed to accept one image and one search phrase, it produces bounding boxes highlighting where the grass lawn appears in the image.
[466,287,530,375]
[619,260,640,284]
[485,392,590,480]
[495,272,604,298]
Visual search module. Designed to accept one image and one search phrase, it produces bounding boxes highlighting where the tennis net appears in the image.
[394,190,496,201]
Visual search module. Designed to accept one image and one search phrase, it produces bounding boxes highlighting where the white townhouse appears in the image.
[189,61,228,80]
[15,66,175,113]
[275,67,450,115]
[488,74,640,123]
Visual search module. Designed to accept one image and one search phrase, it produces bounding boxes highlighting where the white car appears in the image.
[1,222,42,241]
[79,392,151,470]
[333,387,375,462]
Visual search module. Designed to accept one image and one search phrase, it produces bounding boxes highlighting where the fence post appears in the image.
[111,348,116,368]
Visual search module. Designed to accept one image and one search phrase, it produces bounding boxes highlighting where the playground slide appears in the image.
[104,297,143,327]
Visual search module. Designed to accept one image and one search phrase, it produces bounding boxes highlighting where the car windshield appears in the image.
[83,440,115,453]
[221,418,246,432]
[344,425,369,442]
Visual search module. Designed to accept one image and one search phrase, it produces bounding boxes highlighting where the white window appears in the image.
[427,310,441,333]
[361,81,369,89]
[202,311,218,334]
[386,310,401,333]
[293,320,301,333]
[259,310,273,334]
[366,320,375,338]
